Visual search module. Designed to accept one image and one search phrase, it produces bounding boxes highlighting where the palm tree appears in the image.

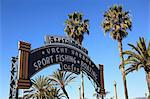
[64,12,89,99]
[64,12,89,45]
[47,87,66,99]
[102,5,132,99]
[123,37,150,93]
[24,75,51,99]
[49,69,76,99]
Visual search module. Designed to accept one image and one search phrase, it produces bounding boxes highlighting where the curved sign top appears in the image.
[29,36,100,87]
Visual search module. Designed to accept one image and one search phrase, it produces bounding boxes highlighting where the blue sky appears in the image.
[1,0,150,99]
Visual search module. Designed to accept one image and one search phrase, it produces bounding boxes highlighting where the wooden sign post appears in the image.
[17,41,31,89]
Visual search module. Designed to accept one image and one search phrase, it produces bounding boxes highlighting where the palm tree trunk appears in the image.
[118,40,128,99]
[77,35,83,45]
[146,71,150,94]
[81,71,84,99]
[77,36,85,99]
[62,87,69,99]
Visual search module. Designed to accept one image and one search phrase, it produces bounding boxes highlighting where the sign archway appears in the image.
[10,36,105,98]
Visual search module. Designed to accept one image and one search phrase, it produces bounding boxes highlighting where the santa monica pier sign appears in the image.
[16,35,105,94]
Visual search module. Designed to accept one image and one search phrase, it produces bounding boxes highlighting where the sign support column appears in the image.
[9,57,18,99]
[17,41,31,89]
[99,64,105,99]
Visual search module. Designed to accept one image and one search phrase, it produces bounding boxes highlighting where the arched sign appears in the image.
[17,36,105,94]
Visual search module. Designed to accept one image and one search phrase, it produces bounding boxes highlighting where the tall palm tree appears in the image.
[123,37,150,93]
[24,76,51,99]
[47,87,66,99]
[64,12,89,99]
[64,12,89,45]
[102,5,132,99]
[49,69,76,99]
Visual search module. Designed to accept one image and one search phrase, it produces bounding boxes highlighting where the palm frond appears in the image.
[125,65,136,75]
[102,4,132,41]
[128,43,143,56]
[124,37,150,75]
[123,50,143,61]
